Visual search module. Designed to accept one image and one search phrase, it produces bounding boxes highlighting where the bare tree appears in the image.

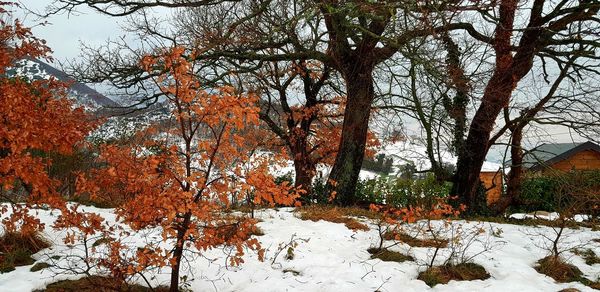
[451,0,600,213]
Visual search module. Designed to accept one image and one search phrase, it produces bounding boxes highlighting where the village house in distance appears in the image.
[484,141,600,205]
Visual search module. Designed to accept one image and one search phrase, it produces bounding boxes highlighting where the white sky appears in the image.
[16,1,124,63]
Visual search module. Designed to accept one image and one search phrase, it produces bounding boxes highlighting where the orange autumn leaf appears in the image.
[0,3,95,234]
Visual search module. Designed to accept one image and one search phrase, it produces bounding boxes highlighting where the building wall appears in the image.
[547,150,600,172]
[483,149,600,206]
[480,171,503,205]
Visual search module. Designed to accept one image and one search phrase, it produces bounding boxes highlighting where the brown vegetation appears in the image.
[418,263,490,287]
[367,248,414,263]
[0,232,50,273]
[536,256,584,283]
[466,216,595,229]
[535,256,600,289]
[383,231,448,248]
[36,276,169,292]
[297,206,370,231]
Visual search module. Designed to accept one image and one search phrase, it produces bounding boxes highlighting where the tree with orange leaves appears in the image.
[253,60,379,202]
[70,46,300,291]
[0,2,94,234]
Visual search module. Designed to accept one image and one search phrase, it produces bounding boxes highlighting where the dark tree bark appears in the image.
[170,216,190,292]
[441,34,469,156]
[453,0,521,212]
[321,1,395,205]
[451,0,599,213]
[290,137,317,197]
[328,68,375,205]
[493,125,524,213]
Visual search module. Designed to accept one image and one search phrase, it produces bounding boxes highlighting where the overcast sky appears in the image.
[16,1,125,63]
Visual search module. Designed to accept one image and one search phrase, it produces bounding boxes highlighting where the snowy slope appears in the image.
[380,140,503,173]
[8,58,120,111]
[271,140,502,183]
[1,206,598,292]
[90,103,171,141]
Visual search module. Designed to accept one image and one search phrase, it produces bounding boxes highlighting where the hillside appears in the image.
[8,58,119,110]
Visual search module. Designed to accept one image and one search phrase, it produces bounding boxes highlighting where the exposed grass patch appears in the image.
[343,220,370,231]
[230,204,269,215]
[417,263,490,287]
[367,248,414,263]
[535,256,600,289]
[297,206,370,231]
[333,206,383,220]
[297,205,382,219]
[383,231,448,248]
[30,262,51,272]
[573,249,600,265]
[37,276,169,292]
[0,232,50,273]
[536,256,584,283]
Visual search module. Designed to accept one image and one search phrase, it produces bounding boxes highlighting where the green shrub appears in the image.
[517,170,600,214]
[396,163,418,179]
[354,174,451,208]
[308,171,451,207]
[308,175,329,204]
[469,182,494,216]
[518,176,559,212]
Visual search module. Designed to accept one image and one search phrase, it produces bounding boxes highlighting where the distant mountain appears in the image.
[7,57,120,110]
[5,57,176,141]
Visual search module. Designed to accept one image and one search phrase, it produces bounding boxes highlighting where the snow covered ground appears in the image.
[1,206,599,292]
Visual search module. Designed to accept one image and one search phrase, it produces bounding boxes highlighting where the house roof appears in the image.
[518,141,600,171]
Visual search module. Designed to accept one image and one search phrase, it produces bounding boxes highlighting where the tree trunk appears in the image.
[441,34,469,156]
[452,0,536,214]
[452,75,513,213]
[293,154,315,201]
[170,230,185,292]
[493,124,524,214]
[170,213,191,292]
[327,70,374,205]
